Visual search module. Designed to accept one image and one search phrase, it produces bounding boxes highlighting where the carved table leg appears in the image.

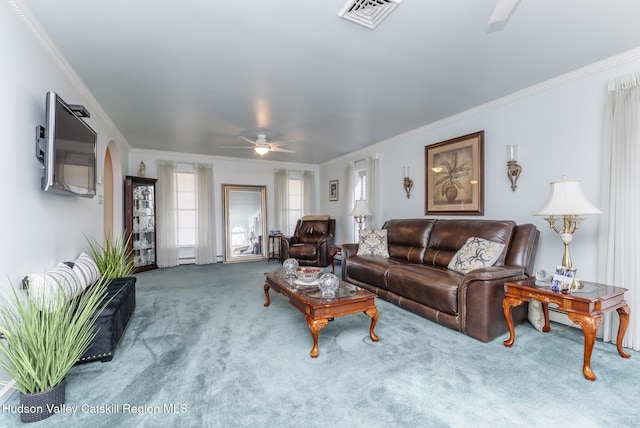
[616,304,632,359]
[365,307,380,342]
[502,297,523,347]
[568,313,602,381]
[263,283,271,307]
[306,316,328,358]
[541,302,551,333]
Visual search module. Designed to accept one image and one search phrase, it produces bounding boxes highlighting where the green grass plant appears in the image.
[86,233,135,278]
[0,269,114,394]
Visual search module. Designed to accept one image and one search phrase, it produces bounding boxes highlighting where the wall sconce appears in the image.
[403,166,413,199]
[506,144,522,191]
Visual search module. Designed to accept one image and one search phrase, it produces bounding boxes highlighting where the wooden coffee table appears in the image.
[263,271,379,358]
[503,277,630,381]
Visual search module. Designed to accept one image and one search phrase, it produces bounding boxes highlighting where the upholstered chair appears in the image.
[280,216,336,267]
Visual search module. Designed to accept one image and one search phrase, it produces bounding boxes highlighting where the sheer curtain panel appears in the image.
[598,72,640,350]
[302,170,315,215]
[366,153,380,229]
[195,163,216,264]
[274,169,289,233]
[343,161,355,243]
[156,161,179,267]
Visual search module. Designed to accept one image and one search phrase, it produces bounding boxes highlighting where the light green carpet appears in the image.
[1,261,638,427]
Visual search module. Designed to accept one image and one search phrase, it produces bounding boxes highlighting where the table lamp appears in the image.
[350,200,371,231]
[534,176,602,288]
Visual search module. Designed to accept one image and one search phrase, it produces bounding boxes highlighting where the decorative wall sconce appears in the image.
[506,145,522,191]
[403,166,413,199]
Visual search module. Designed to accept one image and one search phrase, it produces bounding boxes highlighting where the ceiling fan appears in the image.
[222,134,296,156]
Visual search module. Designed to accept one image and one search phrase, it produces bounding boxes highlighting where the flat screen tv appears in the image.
[36,91,97,197]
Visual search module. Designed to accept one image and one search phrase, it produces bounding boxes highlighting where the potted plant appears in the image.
[85,233,135,278]
[0,269,114,422]
[434,151,471,202]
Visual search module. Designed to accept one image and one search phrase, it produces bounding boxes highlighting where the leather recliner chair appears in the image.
[280,217,335,267]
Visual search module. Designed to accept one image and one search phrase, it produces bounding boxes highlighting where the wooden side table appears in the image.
[503,277,631,381]
[268,234,282,262]
[330,246,342,273]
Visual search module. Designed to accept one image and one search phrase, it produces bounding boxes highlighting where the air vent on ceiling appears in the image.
[338,0,403,30]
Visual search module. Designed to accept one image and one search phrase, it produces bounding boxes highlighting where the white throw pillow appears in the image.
[356,229,390,257]
[528,298,545,332]
[27,262,82,311]
[72,252,101,290]
[447,237,505,275]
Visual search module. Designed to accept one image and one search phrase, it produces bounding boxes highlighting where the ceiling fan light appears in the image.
[254,146,270,156]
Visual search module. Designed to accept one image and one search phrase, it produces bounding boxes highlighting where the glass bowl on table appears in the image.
[295,267,323,285]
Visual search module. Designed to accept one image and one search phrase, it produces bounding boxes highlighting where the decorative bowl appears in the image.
[295,267,322,283]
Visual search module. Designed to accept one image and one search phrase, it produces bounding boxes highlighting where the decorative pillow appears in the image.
[447,237,505,275]
[72,252,101,290]
[528,298,545,332]
[357,229,390,257]
[27,262,82,310]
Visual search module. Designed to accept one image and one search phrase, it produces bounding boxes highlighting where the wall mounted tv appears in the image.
[35,91,97,198]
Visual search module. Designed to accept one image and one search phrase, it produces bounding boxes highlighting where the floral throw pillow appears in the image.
[356,229,390,257]
[447,237,505,275]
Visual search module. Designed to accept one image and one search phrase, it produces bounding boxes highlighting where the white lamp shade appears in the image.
[350,200,371,216]
[534,178,602,216]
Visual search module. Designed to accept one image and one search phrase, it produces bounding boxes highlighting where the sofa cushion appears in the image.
[424,220,515,268]
[387,265,462,315]
[357,229,389,257]
[447,237,506,274]
[344,255,404,290]
[289,244,318,260]
[384,219,436,263]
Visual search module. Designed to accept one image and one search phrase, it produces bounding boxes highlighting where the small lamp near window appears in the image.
[403,166,413,199]
[350,200,371,231]
[506,144,522,191]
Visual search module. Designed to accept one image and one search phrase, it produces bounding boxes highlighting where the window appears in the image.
[176,166,196,248]
[285,174,303,235]
[353,166,367,241]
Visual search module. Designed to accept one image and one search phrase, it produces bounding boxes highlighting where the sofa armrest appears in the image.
[460,265,526,284]
[342,243,358,258]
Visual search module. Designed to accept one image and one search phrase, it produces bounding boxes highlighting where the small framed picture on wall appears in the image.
[329,180,339,201]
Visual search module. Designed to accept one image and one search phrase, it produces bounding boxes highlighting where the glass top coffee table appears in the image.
[263,271,379,358]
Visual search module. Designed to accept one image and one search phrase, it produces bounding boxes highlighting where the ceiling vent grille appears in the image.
[338,0,403,30]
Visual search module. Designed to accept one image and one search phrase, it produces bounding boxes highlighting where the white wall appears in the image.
[320,49,640,285]
[0,2,131,393]
[127,149,318,260]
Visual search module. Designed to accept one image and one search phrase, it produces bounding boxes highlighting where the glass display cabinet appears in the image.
[125,176,158,272]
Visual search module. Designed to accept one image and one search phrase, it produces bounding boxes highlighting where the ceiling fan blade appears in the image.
[220,146,252,149]
[488,0,520,31]
[239,136,258,146]
[270,147,296,153]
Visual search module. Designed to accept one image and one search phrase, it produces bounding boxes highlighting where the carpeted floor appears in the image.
[1,261,638,427]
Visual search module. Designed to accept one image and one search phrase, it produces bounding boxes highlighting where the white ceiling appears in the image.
[20,0,640,164]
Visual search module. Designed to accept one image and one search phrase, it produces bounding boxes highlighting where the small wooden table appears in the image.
[268,234,282,262]
[329,245,342,273]
[503,278,631,381]
[263,271,379,358]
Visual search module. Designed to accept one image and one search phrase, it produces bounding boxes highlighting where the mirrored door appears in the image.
[223,184,267,263]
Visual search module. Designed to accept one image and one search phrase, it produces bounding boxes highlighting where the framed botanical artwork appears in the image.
[425,131,484,215]
[329,180,339,201]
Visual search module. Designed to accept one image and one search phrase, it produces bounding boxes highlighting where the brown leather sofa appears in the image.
[280,217,336,267]
[341,219,539,342]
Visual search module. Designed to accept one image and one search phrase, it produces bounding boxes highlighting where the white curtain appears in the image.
[274,169,289,234]
[343,161,356,243]
[598,72,640,350]
[366,153,380,229]
[302,170,315,215]
[156,160,178,268]
[195,163,216,264]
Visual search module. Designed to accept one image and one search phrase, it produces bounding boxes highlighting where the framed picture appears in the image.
[425,131,484,215]
[329,180,339,201]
